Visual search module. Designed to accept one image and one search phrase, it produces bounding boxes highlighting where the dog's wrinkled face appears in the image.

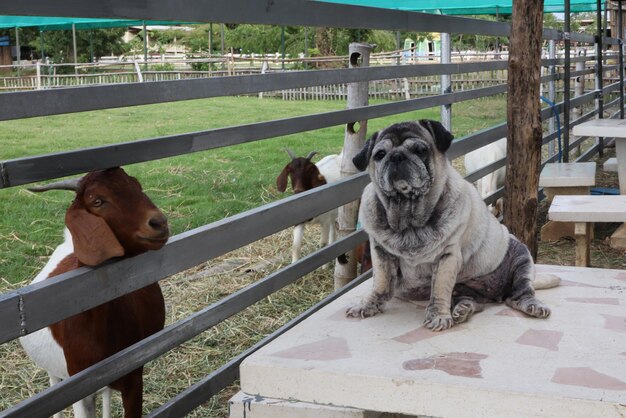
[353,120,454,198]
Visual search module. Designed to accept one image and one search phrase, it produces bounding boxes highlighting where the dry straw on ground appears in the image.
[1,148,624,417]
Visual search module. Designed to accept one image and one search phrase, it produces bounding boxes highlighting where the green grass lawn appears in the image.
[0,95,506,287]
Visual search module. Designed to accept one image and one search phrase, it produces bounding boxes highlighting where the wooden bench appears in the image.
[539,162,596,241]
[548,195,626,266]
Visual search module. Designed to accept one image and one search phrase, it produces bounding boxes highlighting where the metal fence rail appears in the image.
[0,1,624,417]
[0,174,369,344]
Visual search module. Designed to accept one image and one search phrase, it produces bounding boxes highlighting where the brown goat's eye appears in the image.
[92,199,103,207]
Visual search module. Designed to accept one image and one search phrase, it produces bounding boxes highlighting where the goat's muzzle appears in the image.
[137,211,169,248]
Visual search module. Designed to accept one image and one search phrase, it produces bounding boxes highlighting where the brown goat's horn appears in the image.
[284,147,298,161]
[28,178,81,193]
[305,151,318,160]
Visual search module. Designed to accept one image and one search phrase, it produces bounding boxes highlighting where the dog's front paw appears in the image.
[506,297,551,319]
[346,301,383,319]
[424,305,454,331]
[423,314,454,331]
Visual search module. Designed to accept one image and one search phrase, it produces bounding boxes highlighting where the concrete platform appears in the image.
[228,391,420,418]
[539,162,596,188]
[240,265,626,418]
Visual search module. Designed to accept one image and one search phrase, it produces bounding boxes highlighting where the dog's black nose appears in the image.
[389,153,405,163]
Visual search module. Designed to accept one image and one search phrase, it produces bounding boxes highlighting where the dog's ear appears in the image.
[352,131,379,171]
[419,119,454,153]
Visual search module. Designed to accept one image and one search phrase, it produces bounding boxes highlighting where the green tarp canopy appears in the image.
[319,0,600,15]
[0,16,189,31]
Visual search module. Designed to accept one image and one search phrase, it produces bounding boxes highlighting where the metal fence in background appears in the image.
[0,0,624,416]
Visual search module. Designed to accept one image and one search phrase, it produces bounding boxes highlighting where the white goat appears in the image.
[464,138,506,216]
[276,149,341,262]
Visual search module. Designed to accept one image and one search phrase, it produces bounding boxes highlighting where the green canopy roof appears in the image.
[319,0,600,15]
[0,16,189,31]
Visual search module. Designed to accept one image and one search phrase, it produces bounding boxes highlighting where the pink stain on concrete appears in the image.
[602,314,626,333]
[495,308,527,318]
[565,297,620,305]
[614,272,626,282]
[403,352,488,379]
[327,308,362,322]
[620,352,626,356]
[515,329,563,351]
[558,279,603,288]
[552,367,626,390]
[392,325,461,344]
[271,337,352,361]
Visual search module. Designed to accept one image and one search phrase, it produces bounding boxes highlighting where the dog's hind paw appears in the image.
[346,302,383,319]
[506,297,551,318]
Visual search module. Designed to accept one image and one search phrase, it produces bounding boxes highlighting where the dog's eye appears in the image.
[414,144,428,155]
[373,150,386,161]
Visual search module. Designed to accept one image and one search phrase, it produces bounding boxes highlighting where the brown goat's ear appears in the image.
[66,202,124,266]
[276,165,290,192]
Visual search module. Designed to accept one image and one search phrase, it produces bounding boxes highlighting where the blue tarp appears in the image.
[0,16,189,31]
[318,0,600,15]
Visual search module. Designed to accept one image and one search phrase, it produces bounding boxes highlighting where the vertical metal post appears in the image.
[441,32,452,131]
[142,21,148,70]
[281,26,285,70]
[89,30,94,65]
[36,61,42,90]
[304,27,309,69]
[596,0,605,155]
[72,23,78,74]
[15,26,20,76]
[333,43,372,290]
[396,31,401,65]
[548,39,557,159]
[221,23,225,70]
[563,1,571,162]
[208,23,213,56]
[619,0,624,118]
[39,29,45,61]
[495,7,500,59]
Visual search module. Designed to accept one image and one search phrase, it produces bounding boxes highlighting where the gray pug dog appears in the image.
[346,120,552,331]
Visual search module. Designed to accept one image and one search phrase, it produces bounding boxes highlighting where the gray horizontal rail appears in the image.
[448,123,507,160]
[603,81,622,95]
[576,143,600,162]
[603,37,621,45]
[464,157,506,184]
[1,83,507,188]
[569,134,589,150]
[569,68,595,78]
[148,269,373,418]
[570,33,597,43]
[0,229,368,418]
[0,61,508,122]
[0,173,369,344]
[484,186,504,207]
[0,0,511,37]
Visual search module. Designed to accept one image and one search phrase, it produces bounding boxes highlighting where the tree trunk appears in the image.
[504,0,544,259]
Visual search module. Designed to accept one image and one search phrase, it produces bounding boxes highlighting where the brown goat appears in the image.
[276,150,327,194]
[276,148,342,263]
[20,167,168,418]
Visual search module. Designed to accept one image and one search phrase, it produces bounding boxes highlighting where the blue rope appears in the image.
[540,95,562,162]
